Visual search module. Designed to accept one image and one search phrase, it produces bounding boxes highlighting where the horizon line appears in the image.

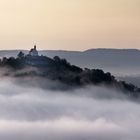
[0,48,139,52]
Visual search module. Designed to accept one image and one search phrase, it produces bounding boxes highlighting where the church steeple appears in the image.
[34,45,37,50]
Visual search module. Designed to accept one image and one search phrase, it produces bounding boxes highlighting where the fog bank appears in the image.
[0,77,139,140]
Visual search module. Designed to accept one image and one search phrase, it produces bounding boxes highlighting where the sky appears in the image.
[0,0,140,51]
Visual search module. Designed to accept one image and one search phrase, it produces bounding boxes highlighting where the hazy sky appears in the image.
[0,0,140,50]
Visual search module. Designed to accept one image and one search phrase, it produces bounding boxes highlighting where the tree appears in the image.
[53,56,61,62]
[17,51,24,58]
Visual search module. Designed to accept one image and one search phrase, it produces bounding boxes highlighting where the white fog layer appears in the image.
[0,78,140,140]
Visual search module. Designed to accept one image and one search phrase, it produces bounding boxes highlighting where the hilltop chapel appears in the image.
[29,45,39,56]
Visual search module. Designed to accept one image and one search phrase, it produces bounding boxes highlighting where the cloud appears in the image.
[0,77,140,140]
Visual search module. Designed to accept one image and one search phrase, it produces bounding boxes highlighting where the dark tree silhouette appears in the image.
[17,51,25,58]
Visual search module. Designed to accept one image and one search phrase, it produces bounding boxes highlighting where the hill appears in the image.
[0,53,140,98]
[1,48,140,75]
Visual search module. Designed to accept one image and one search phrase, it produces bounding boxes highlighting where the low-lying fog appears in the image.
[0,77,140,140]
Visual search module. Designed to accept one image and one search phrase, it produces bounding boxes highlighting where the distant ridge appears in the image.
[84,48,140,53]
